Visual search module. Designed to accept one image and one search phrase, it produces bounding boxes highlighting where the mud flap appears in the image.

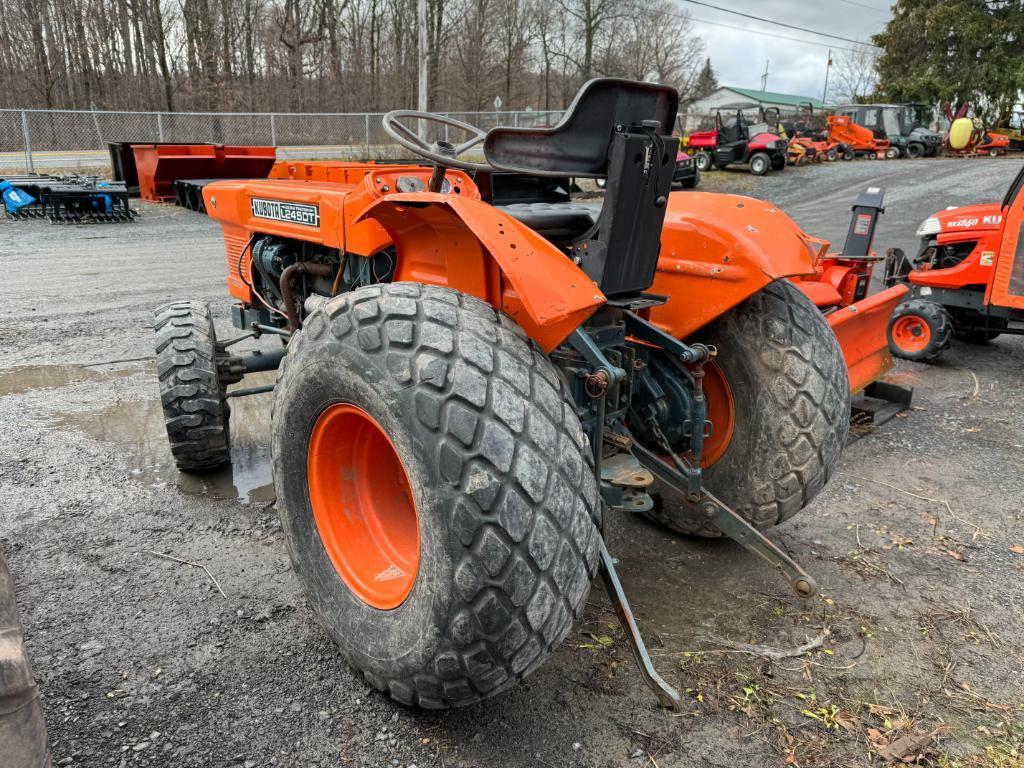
[828,283,908,394]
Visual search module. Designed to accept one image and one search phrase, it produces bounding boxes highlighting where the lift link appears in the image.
[629,439,817,598]
[597,539,683,711]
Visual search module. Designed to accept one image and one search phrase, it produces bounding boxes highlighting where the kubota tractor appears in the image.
[884,162,1024,362]
[685,104,788,175]
[826,114,900,160]
[154,79,904,711]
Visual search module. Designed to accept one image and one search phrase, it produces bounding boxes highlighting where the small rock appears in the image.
[573,742,582,751]
[289,702,301,713]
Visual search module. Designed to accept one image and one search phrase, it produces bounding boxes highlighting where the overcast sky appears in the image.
[678,0,893,99]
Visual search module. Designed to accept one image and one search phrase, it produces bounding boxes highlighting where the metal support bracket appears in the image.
[597,537,682,711]
[630,439,817,598]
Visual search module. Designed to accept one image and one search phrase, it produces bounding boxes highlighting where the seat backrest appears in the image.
[483,78,678,177]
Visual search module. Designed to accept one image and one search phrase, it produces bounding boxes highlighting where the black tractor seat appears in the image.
[497,201,599,241]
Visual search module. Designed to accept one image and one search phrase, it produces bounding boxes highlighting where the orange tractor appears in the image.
[154,79,906,710]
[826,114,900,160]
[884,162,1024,361]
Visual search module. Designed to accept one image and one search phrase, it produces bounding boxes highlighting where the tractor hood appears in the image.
[918,203,1004,237]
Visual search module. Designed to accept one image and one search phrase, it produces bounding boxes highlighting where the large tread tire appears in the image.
[645,280,850,536]
[0,551,52,768]
[154,301,231,472]
[272,283,600,709]
[887,300,952,362]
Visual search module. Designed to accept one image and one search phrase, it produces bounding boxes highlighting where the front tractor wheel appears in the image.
[885,146,901,160]
[646,280,850,537]
[154,301,231,472]
[887,300,952,362]
[749,152,771,176]
[272,283,600,709]
[694,152,712,172]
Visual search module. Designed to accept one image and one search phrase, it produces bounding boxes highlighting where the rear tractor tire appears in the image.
[749,152,771,176]
[645,280,850,537]
[887,300,952,362]
[272,283,601,708]
[154,301,231,472]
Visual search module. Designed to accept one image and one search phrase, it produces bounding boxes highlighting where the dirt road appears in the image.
[1,158,1022,767]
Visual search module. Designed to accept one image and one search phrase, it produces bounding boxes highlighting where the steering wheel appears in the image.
[382,110,493,172]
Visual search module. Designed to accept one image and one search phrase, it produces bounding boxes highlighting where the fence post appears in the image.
[20,110,34,173]
[156,112,164,141]
[365,113,370,157]
[513,112,519,128]
[91,107,103,146]
[270,113,277,146]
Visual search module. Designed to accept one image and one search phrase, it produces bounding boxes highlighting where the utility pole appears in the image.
[417,0,429,137]
[417,0,428,111]
[822,49,833,104]
[760,59,769,91]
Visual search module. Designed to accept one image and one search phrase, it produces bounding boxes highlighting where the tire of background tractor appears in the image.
[842,149,856,161]
[154,301,231,472]
[887,300,952,362]
[695,152,712,172]
[885,146,900,160]
[749,152,771,176]
[272,283,601,709]
[645,280,850,537]
[0,551,52,768]
[826,148,838,161]
[907,143,924,159]
[771,153,786,171]
[989,148,1000,158]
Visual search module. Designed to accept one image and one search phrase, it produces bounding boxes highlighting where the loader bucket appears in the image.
[827,283,908,393]
[132,144,219,202]
[217,145,277,179]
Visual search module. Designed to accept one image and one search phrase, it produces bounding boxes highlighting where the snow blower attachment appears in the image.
[1,174,136,223]
[155,78,900,711]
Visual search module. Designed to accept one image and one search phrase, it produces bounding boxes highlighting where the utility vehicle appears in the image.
[684,104,787,175]
[885,162,1024,362]
[154,79,903,710]
[835,103,941,159]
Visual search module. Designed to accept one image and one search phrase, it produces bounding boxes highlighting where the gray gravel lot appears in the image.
[1,157,1022,767]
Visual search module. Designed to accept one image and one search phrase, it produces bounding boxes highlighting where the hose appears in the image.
[280,262,335,333]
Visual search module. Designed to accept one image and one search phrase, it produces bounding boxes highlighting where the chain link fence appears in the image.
[0,108,570,173]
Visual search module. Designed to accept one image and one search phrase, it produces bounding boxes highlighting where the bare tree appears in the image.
[829,45,879,104]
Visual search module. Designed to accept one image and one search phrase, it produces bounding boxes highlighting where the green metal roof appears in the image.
[724,87,826,109]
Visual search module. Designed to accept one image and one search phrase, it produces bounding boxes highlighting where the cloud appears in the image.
[681,0,890,97]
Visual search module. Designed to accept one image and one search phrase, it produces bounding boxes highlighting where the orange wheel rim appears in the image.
[892,315,931,353]
[700,361,735,468]
[307,403,419,610]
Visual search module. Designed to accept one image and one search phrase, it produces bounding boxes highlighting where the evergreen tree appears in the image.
[692,58,719,101]
[873,0,1024,122]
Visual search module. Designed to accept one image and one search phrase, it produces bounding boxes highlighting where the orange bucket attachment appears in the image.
[132,144,277,202]
[827,283,908,393]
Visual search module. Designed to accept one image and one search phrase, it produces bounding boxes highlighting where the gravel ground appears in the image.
[2,157,1023,768]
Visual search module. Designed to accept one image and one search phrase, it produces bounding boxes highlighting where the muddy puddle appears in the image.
[0,362,146,396]
[52,373,276,503]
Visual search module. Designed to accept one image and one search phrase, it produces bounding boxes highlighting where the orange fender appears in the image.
[827,283,908,393]
[649,192,824,338]
[357,193,605,351]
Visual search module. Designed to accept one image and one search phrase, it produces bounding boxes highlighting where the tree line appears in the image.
[0,0,715,114]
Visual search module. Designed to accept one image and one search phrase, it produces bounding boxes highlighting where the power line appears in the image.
[679,0,882,47]
[688,14,869,54]
[834,0,891,12]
